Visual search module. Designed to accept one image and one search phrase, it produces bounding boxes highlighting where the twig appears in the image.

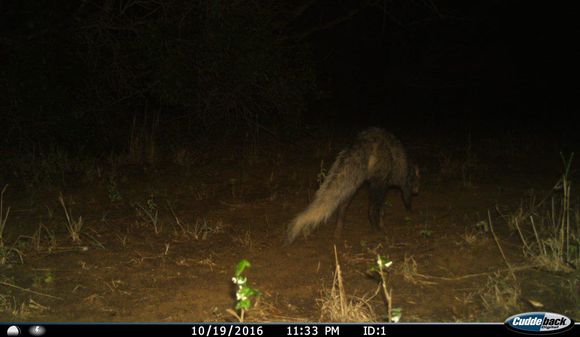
[512,217,530,252]
[488,211,516,281]
[333,245,347,317]
[414,264,538,281]
[0,280,63,300]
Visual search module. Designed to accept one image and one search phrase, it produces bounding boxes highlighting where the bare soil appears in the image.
[1,129,578,322]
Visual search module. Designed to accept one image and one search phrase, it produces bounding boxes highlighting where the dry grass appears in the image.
[168,212,225,241]
[318,247,377,322]
[30,223,58,252]
[58,194,84,243]
[0,185,12,264]
[189,217,225,240]
[232,292,308,323]
[0,186,23,264]
[232,230,253,249]
[133,198,161,234]
[0,294,44,319]
[461,231,479,246]
[479,272,521,316]
[458,226,489,247]
[502,155,579,272]
[562,276,580,318]
[397,255,437,286]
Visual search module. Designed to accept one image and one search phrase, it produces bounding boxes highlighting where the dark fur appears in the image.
[286,128,419,244]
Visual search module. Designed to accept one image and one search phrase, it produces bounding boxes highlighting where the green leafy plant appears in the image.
[106,177,122,202]
[419,229,433,238]
[33,271,55,288]
[227,259,260,322]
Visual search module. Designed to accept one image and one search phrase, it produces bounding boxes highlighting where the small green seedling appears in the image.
[227,259,260,322]
[419,229,433,238]
[370,255,402,323]
[107,177,122,202]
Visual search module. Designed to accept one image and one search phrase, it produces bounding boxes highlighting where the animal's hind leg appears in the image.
[368,179,387,230]
[335,197,352,239]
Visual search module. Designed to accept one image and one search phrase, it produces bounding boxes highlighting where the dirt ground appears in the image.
[1,128,578,322]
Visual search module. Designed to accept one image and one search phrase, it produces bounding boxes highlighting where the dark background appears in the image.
[1,2,579,323]
[1,0,578,159]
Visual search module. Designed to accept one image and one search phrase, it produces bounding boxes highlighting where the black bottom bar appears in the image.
[2,323,578,337]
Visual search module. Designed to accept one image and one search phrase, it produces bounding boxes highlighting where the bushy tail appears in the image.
[286,148,367,244]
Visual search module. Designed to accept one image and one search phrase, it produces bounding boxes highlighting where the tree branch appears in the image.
[282,0,374,41]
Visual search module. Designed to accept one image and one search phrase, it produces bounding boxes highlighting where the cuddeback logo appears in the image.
[505,312,574,334]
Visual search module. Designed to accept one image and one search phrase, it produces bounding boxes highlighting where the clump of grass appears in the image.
[233,230,253,249]
[0,186,23,264]
[319,246,377,322]
[460,230,479,246]
[190,182,214,201]
[506,154,579,272]
[167,202,224,240]
[167,201,192,238]
[561,276,580,318]
[30,224,58,252]
[134,196,161,234]
[0,185,11,265]
[167,201,224,240]
[479,272,521,316]
[194,218,224,239]
[58,194,83,243]
[106,175,122,202]
[397,255,437,286]
[0,294,35,319]
[32,271,55,289]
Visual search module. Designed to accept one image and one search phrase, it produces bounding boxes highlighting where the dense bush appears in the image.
[1,1,316,154]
